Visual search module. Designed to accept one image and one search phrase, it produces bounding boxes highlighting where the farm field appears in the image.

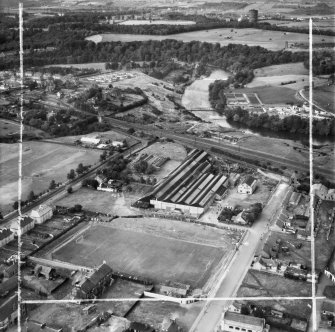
[52,222,235,288]
[253,62,309,77]
[86,28,335,51]
[0,142,100,214]
[303,84,335,113]
[44,62,107,72]
[0,119,49,139]
[237,270,312,319]
[263,19,335,32]
[234,86,298,104]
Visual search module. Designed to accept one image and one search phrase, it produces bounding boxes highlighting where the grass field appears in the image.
[237,270,312,319]
[0,142,100,214]
[234,86,298,104]
[0,119,49,139]
[254,63,309,77]
[86,28,334,51]
[119,19,196,25]
[52,222,231,288]
[303,84,335,113]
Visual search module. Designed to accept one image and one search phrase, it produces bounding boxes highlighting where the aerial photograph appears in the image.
[0,0,334,331]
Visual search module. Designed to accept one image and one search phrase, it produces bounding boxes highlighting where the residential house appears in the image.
[111,141,124,147]
[228,302,242,314]
[237,176,257,194]
[73,263,113,299]
[3,264,18,279]
[11,216,35,235]
[290,318,308,332]
[95,174,107,185]
[34,265,57,280]
[161,317,180,332]
[289,192,302,206]
[220,311,270,332]
[312,183,335,201]
[160,281,190,297]
[127,322,155,332]
[30,205,53,224]
[0,229,14,248]
[0,294,19,331]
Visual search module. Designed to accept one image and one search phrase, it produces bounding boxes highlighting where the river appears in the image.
[182,70,334,146]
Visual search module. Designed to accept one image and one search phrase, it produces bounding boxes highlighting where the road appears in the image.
[298,89,333,115]
[190,182,290,332]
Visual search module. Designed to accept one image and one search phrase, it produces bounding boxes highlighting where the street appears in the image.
[190,182,290,332]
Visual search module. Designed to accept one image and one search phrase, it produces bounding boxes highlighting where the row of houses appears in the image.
[145,149,228,217]
[251,255,318,283]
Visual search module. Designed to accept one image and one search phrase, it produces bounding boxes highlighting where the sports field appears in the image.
[86,28,334,51]
[53,223,230,288]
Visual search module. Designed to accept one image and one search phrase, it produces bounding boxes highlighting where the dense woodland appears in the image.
[224,107,335,137]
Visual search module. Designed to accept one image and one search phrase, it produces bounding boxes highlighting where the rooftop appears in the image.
[224,312,265,328]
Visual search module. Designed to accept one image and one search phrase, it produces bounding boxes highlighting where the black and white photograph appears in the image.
[0,0,334,331]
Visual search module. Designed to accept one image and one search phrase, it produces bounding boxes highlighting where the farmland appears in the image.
[0,142,100,214]
[0,119,49,140]
[52,220,240,288]
[86,28,335,51]
[303,84,335,113]
[119,19,196,25]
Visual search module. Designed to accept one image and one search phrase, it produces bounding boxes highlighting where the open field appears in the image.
[263,19,335,32]
[86,28,335,51]
[52,221,235,288]
[0,119,49,139]
[237,270,312,318]
[50,129,131,145]
[55,187,140,216]
[0,142,100,214]
[235,86,298,104]
[119,19,196,25]
[254,63,309,77]
[303,84,335,113]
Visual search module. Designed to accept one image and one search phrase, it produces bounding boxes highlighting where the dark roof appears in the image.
[0,294,17,321]
[0,276,18,294]
[78,279,95,294]
[88,263,112,285]
[4,264,18,275]
[224,312,264,328]
[129,322,155,332]
[21,216,34,228]
[244,176,256,187]
[0,229,13,241]
[322,301,335,314]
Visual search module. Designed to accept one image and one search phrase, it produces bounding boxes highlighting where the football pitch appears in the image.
[53,224,228,288]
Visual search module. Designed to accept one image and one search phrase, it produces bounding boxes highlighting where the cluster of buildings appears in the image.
[80,135,125,149]
[145,149,228,217]
[96,175,123,193]
[85,72,135,84]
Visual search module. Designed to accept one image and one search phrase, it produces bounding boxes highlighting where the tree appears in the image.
[13,201,19,210]
[100,150,108,162]
[127,127,135,135]
[67,169,76,180]
[67,186,73,194]
[134,160,148,173]
[76,163,85,175]
[28,190,35,202]
[49,179,56,190]
[73,204,82,212]
[0,211,3,220]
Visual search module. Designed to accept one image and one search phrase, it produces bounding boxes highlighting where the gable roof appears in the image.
[243,176,256,187]
[88,264,112,285]
[0,294,17,321]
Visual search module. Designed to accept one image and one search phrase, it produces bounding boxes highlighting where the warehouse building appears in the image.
[147,150,228,217]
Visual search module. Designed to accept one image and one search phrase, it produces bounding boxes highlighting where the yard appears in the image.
[0,142,101,214]
[52,221,235,288]
[237,270,312,319]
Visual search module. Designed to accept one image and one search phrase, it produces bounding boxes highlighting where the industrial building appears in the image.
[147,149,228,217]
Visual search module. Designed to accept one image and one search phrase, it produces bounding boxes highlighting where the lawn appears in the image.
[237,270,312,319]
[303,84,335,113]
[86,28,334,51]
[253,63,309,77]
[0,142,100,214]
[52,223,229,288]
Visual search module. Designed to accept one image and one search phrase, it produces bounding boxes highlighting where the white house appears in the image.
[80,136,100,145]
[238,176,257,194]
[11,216,35,235]
[30,205,53,224]
[111,140,124,147]
[220,312,270,332]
